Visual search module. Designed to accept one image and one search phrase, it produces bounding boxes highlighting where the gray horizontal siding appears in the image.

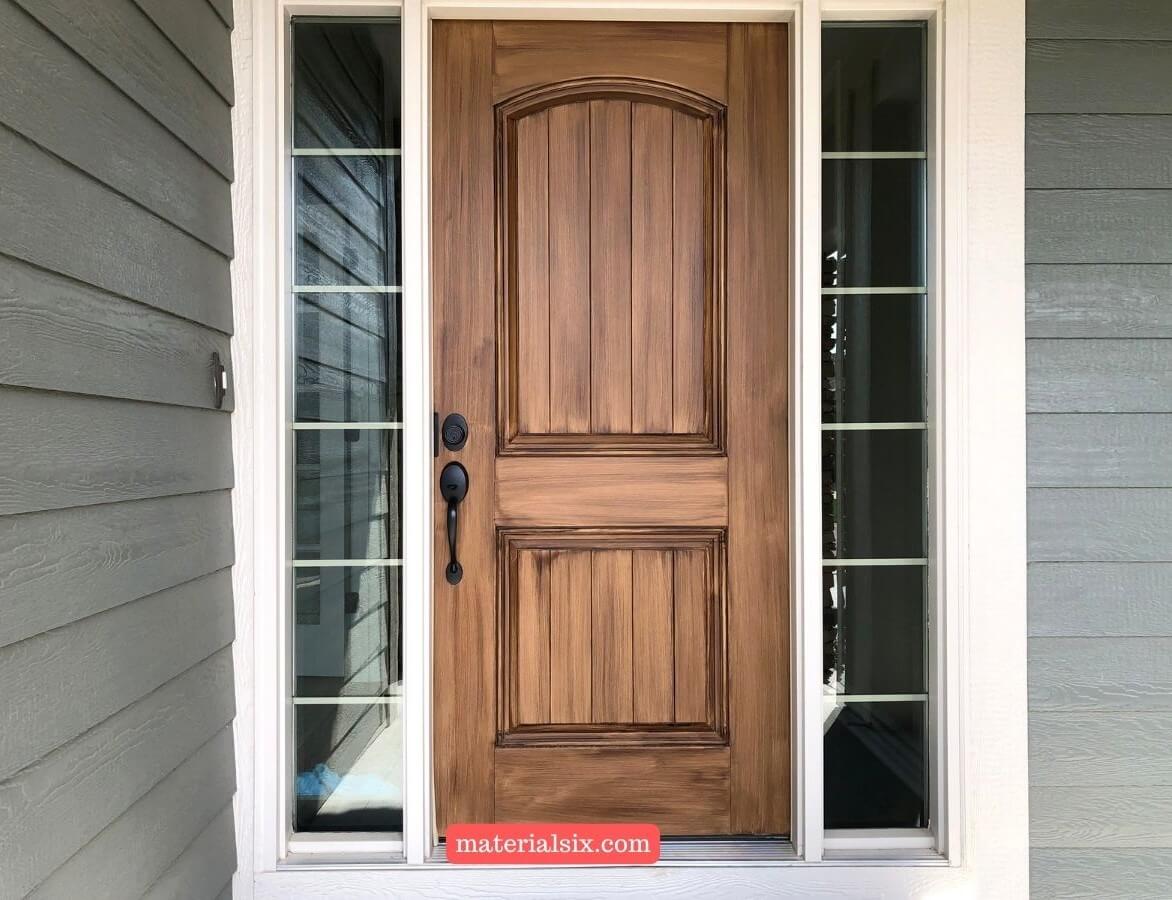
[1,650,234,898]
[1026,264,1172,337]
[0,1,236,895]
[1027,7,1172,895]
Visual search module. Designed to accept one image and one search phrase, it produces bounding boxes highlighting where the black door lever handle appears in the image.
[440,462,468,585]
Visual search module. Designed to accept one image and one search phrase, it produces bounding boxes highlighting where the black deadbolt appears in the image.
[441,413,468,451]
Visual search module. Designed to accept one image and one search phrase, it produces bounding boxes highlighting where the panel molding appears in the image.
[495,77,727,454]
[496,526,728,747]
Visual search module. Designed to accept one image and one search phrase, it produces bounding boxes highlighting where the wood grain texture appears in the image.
[1028,563,1172,636]
[1026,264,1172,337]
[514,111,551,436]
[130,0,234,102]
[672,110,708,435]
[545,102,592,434]
[0,258,233,406]
[1030,710,1172,786]
[673,549,709,724]
[1027,40,1172,114]
[0,650,233,899]
[726,22,790,835]
[495,747,731,834]
[0,390,232,515]
[549,549,592,722]
[1027,339,1172,412]
[25,724,235,900]
[496,457,728,526]
[0,1,232,254]
[0,128,231,330]
[1032,849,1172,900]
[1029,488,1172,562]
[140,804,236,900]
[12,0,234,177]
[1030,785,1172,847]
[1029,636,1172,710]
[0,492,234,650]
[589,99,633,434]
[1026,190,1172,263]
[514,549,551,724]
[0,569,233,781]
[492,22,728,103]
[1028,414,1172,486]
[591,549,634,723]
[1027,0,1172,39]
[631,103,674,434]
[431,20,496,832]
[632,549,674,723]
[1027,116,1172,189]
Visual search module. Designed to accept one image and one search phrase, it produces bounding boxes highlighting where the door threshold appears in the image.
[429,837,797,865]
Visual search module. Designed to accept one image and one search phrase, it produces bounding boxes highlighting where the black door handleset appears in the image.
[440,462,468,585]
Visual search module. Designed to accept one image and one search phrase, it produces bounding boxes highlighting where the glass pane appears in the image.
[295,293,401,423]
[294,429,401,561]
[822,293,925,423]
[295,566,402,697]
[823,429,925,560]
[824,566,925,695]
[823,159,925,289]
[293,22,401,149]
[295,703,403,832]
[294,155,402,288]
[822,24,926,153]
[825,701,927,829]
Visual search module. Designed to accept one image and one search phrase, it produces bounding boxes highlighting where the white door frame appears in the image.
[229,0,1028,895]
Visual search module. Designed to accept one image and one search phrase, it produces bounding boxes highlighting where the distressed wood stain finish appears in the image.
[433,21,789,836]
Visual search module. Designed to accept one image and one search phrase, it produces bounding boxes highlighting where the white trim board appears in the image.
[230,0,1028,895]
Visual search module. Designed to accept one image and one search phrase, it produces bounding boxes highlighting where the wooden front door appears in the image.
[432,20,789,837]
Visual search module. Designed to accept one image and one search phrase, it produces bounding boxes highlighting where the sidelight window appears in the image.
[820,22,932,834]
[288,17,404,840]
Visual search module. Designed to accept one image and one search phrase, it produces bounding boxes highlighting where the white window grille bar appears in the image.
[826,694,929,704]
[291,422,404,430]
[820,286,927,294]
[292,147,401,156]
[292,696,403,705]
[292,285,402,293]
[823,558,928,566]
[292,559,404,567]
[822,151,926,159]
[821,422,927,431]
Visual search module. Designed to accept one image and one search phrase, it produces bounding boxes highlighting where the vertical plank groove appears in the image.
[589,99,633,433]
[515,550,551,724]
[591,549,634,723]
[632,549,675,722]
[631,103,675,433]
[672,110,707,434]
[548,103,592,432]
[673,549,709,723]
[515,112,551,434]
[549,550,592,721]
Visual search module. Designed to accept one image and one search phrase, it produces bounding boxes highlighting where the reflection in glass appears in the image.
[294,429,401,561]
[295,566,402,697]
[824,566,925,695]
[295,703,403,832]
[823,159,925,289]
[824,701,927,829]
[293,22,402,149]
[822,24,926,153]
[294,155,402,287]
[295,293,401,423]
[822,429,926,560]
[822,294,925,423]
